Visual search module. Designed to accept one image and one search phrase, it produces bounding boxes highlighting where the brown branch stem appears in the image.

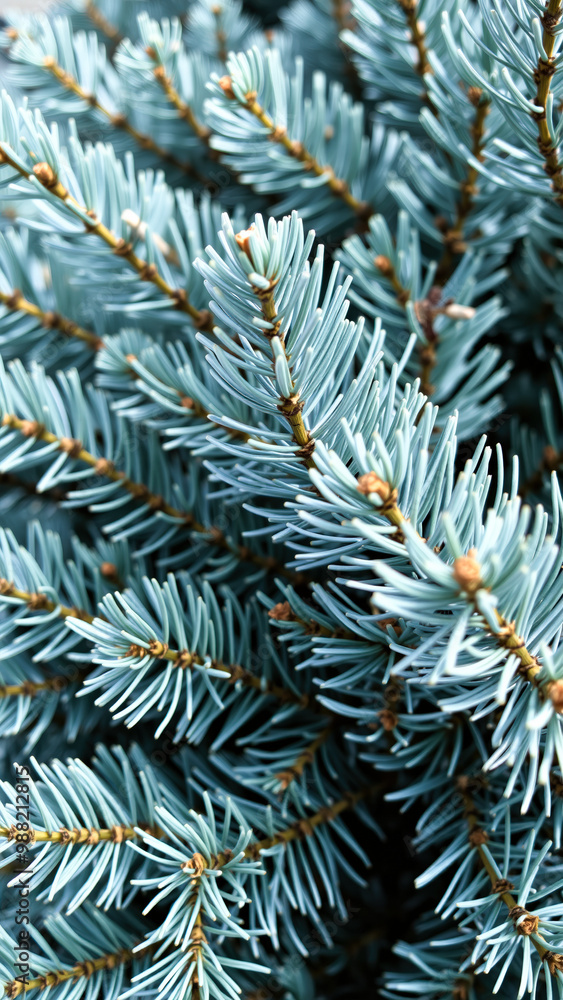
[84,1,123,47]
[5,944,141,998]
[0,289,102,349]
[0,147,212,330]
[458,780,563,973]
[219,79,372,221]
[356,480,560,709]
[436,88,491,279]
[533,1,563,204]
[149,64,212,144]
[41,54,200,180]
[0,414,301,582]
[0,782,381,856]
[0,581,310,708]
[275,726,333,789]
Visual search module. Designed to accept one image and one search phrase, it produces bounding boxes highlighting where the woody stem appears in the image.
[0,289,101,349]
[459,785,558,965]
[0,415,302,583]
[5,944,143,998]
[533,0,563,204]
[0,146,212,330]
[221,85,372,220]
[40,53,200,179]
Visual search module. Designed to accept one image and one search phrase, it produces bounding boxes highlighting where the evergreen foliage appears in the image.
[0,1,562,998]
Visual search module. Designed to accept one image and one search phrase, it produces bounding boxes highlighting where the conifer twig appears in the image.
[0,281,251,441]
[268,599,357,640]
[0,415,302,580]
[227,780,384,862]
[236,227,317,468]
[329,0,362,98]
[0,668,89,700]
[84,0,124,48]
[0,148,213,331]
[436,87,491,278]
[354,474,563,712]
[0,288,102,349]
[0,471,67,504]
[368,255,476,395]
[211,4,228,63]
[218,79,373,221]
[0,822,159,845]
[1,783,383,997]
[128,637,313,707]
[0,782,382,854]
[0,579,312,707]
[532,0,563,205]
[395,0,432,77]
[275,726,333,789]
[0,577,95,623]
[146,55,212,144]
[4,944,142,998]
[458,778,563,973]
[8,37,202,182]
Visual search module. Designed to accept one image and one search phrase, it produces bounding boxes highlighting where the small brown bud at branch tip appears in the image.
[33,161,57,189]
[374,254,393,276]
[452,549,481,595]
[219,75,236,99]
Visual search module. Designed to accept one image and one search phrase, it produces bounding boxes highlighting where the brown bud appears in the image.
[32,161,57,188]
[543,444,560,472]
[94,457,115,476]
[127,643,148,659]
[235,226,256,261]
[509,906,539,936]
[176,649,194,669]
[270,124,288,141]
[268,601,294,621]
[100,562,118,579]
[467,85,483,106]
[59,437,82,457]
[148,639,169,657]
[492,878,514,894]
[20,420,43,438]
[547,679,563,713]
[374,254,393,276]
[378,708,398,731]
[356,472,393,503]
[28,592,49,610]
[468,827,488,846]
[545,953,563,975]
[452,549,481,595]
[219,75,236,99]
[182,851,207,876]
